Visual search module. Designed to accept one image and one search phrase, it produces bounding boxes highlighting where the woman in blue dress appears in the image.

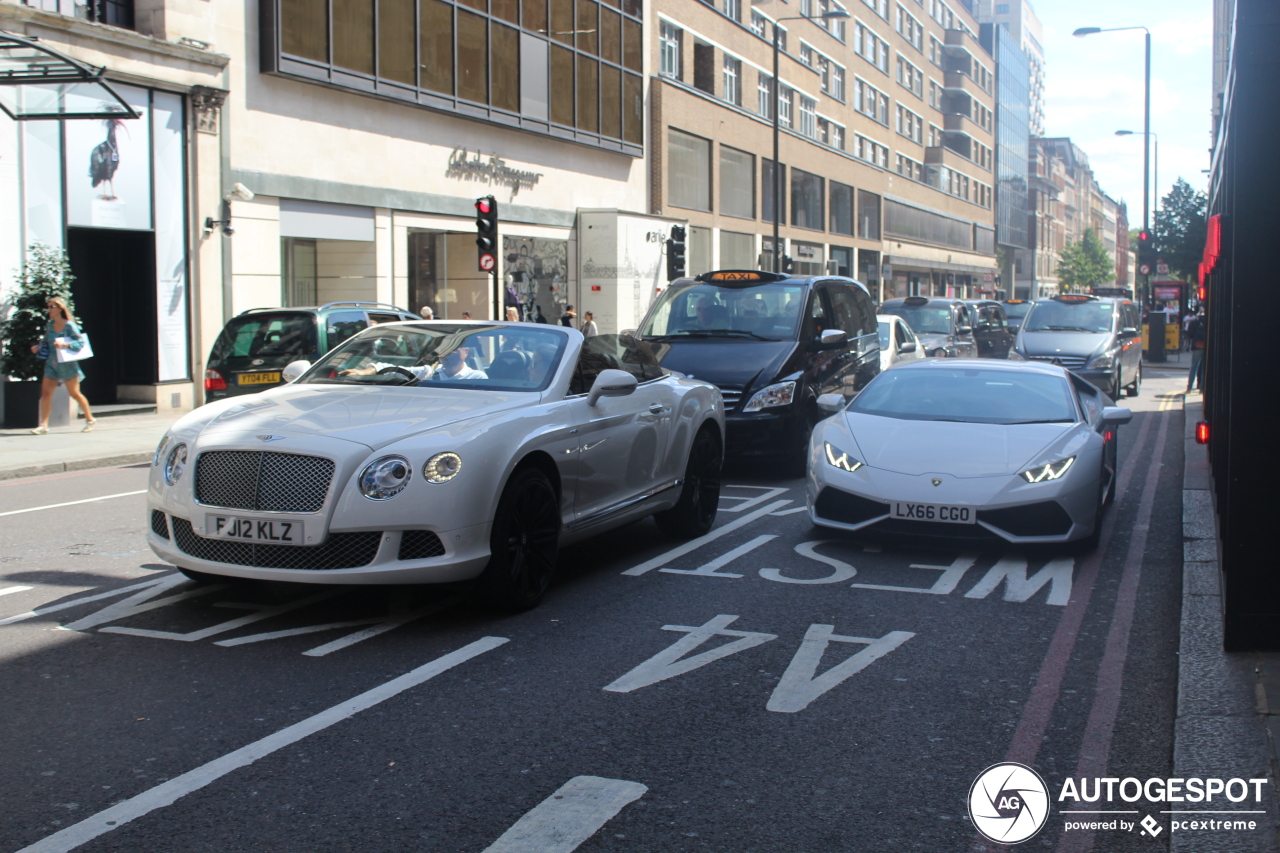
[28,296,96,434]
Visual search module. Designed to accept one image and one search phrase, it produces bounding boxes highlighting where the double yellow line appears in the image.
[1157,393,1181,412]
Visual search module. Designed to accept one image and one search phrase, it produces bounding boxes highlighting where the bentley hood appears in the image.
[843,412,1076,477]
[195,384,533,450]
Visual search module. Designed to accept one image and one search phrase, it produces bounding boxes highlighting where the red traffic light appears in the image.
[1197,285,1207,302]
[476,198,492,214]
[1138,231,1150,242]
[1195,421,1210,445]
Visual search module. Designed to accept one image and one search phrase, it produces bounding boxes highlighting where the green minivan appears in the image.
[204,302,420,400]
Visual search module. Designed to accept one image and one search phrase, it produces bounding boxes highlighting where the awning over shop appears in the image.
[0,31,139,120]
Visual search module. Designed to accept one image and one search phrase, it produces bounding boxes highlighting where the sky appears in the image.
[1033,0,1213,228]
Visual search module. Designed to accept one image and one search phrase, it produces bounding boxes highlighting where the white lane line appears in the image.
[14,636,509,853]
[0,491,147,518]
[303,596,462,656]
[718,486,789,514]
[0,585,34,598]
[659,535,777,578]
[0,576,171,627]
[622,500,792,576]
[480,775,648,853]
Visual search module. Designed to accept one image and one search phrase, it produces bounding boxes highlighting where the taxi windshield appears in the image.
[640,282,807,341]
[850,367,1077,424]
[1001,302,1031,321]
[881,303,952,334]
[1023,300,1115,333]
[301,324,568,392]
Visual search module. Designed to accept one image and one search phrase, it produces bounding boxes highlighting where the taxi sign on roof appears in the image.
[695,270,788,284]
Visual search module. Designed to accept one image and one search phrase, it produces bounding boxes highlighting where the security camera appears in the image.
[226,183,255,202]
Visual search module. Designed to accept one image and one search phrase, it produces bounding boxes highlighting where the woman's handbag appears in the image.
[36,341,49,360]
[55,333,94,363]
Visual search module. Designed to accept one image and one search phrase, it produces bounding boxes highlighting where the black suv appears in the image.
[964,300,1017,358]
[879,297,978,358]
[637,270,879,473]
[205,302,420,400]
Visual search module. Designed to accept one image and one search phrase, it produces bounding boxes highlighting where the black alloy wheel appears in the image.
[1110,369,1123,402]
[478,467,561,611]
[655,426,723,539]
[1126,363,1142,397]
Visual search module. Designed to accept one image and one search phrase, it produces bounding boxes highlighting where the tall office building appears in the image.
[981,22,1030,297]
[977,0,1045,138]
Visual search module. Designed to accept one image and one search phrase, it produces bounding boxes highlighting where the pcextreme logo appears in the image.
[968,763,1051,844]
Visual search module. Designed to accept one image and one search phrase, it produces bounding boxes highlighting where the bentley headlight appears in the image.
[163,443,188,485]
[359,455,412,500]
[153,432,171,466]
[1089,348,1120,370]
[743,380,796,412]
[423,452,463,484]
[1020,456,1075,483]
[824,442,863,473]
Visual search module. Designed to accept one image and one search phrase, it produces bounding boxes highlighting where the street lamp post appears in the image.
[1116,130,1159,222]
[770,9,849,272]
[1074,25,1151,304]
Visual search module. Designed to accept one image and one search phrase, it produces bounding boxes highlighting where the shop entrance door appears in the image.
[66,227,157,405]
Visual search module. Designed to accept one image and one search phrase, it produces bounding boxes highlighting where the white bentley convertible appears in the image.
[147,322,725,609]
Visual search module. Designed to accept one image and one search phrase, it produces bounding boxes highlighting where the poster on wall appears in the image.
[64,83,151,230]
[504,237,568,320]
[152,91,188,381]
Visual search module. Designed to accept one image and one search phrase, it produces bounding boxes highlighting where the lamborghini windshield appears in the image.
[849,367,1078,424]
[302,324,569,392]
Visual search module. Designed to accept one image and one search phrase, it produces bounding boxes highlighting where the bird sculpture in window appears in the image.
[89,118,126,200]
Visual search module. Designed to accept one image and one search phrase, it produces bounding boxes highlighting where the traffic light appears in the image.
[782,255,795,274]
[1137,230,1155,269]
[475,196,498,273]
[666,225,687,281]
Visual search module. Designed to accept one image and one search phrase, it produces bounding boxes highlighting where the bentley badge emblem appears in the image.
[931,478,943,486]
[258,435,286,442]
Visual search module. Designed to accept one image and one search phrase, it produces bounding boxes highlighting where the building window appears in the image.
[928,36,942,66]
[750,9,767,38]
[720,145,755,219]
[659,22,682,79]
[724,0,741,22]
[722,56,741,106]
[668,129,711,211]
[758,72,773,118]
[830,181,855,235]
[895,5,923,50]
[895,104,923,143]
[791,169,824,231]
[30,0,136,29]
[763,159,786,223]
[779,86,793,128]
[862,0,889,20]
[896,55,923,97]
[855,24,888,73]
[800,43,816,68]
[693,41,715,94]
[720,230,756,269]
[799,96,817,138]
[858,190,881,240]
[269,0,644,150]
[996,3,1009,13]
[830,123,845,150]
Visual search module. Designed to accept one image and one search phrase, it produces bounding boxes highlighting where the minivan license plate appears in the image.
[206,516,304,544]
[238,372,281,385]
[891,502,974,524]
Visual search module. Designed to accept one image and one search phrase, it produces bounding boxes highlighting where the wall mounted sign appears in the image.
[446,148,543,195]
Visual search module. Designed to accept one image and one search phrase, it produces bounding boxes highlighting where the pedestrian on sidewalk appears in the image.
[560,305,576,327]
[29,297,95,434]
[580,311,598,338]
[1186,310,1207,392]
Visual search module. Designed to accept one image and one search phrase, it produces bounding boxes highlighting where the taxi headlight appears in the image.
[1020,456,1075,483]
[743,380,796,412]
[359,455,412,500]
[824,442,864,473]
[163,443,188,485]
[1089,348,1120,369]
[423,452,463,484]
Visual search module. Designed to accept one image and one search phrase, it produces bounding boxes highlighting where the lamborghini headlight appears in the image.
[359,455,412,500]
[743,381,796,412]
[1020,456,1075,483]
[824,442,864,473]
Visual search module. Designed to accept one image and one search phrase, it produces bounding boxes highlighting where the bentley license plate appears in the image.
[238,372,281,385]
[205,516,304,544]
[891,502,974,524]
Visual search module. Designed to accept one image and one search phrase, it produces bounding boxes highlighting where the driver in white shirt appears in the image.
[340,346,487,381]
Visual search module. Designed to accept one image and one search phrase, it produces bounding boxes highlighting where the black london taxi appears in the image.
[204,302,420,400]
[878,296,979,358]
[1014,293,1143,399]
[637,270,879,474]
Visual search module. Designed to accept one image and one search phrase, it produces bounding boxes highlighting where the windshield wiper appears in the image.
[1032,325,1094,332]
[1005,418,1073,424]
[674,329,773,340]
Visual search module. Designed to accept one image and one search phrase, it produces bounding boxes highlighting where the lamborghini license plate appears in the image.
[891,502,974,524]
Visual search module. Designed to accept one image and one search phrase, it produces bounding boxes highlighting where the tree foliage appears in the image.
[1056,229,1114,291]
[1154,177,1208,281]
[0,244,77,381]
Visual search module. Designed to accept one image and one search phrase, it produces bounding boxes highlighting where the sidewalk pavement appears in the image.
[1175,394,1280,851]
[0,411,183,480]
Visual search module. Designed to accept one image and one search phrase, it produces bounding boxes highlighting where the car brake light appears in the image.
[1195,422,1210,445]
[205,369,226,391]
[1104,430,1114,443]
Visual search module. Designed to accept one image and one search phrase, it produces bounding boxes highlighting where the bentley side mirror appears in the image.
[898,341,917,354]
[1102,406,1134,424]
[817,393,846,414]
[282,360,311,383]
[587,369,638,406]
[818,329,848,348]
[957,325,973,336]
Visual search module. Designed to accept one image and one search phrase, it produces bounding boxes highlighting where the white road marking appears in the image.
[769,506,809,516]
[0,585,34,598]
[760,541,858,585]
[100,591,339,642]
[659,535,776,579]
[766,625,915,713]
[604,614,777,693]
[850,553,978,595]
[62,574,222,632]
[13,636,508,853]
[302,596,462,656]
[622,500,791,576]
[0,576,172,627]
[718,486,789,514]
[0,490,147,518]
[964,556,1074,606]
[480,776,648,853]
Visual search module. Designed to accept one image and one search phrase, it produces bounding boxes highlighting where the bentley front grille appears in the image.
[150,509,170,539]
[195,451,335,513]
[171,518,380,570]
